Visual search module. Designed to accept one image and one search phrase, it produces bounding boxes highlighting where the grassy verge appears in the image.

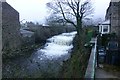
[59,29,94,78]
[59,35,91,78]
[85,30,93,43]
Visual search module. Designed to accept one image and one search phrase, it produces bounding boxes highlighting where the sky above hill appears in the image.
[6,0,111,24]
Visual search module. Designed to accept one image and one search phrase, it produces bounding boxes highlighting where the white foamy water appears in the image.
[37,31,77,59]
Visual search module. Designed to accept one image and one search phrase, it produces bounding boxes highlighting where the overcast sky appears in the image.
[6,0,111,24]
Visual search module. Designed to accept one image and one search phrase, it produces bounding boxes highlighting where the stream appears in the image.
[3,31,77,78]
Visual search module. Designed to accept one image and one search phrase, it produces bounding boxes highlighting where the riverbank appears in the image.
[2,42,46,63]
[59,35,91,78]
[59,28,94,78]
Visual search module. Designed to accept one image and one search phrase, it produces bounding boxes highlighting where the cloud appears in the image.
[93,0,111,19]
[7,0,49,23]
[6,0,111,23]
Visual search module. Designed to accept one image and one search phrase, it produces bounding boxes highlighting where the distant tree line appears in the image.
[23,21,75,43]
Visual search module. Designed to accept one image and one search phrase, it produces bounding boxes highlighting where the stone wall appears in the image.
[105,1,120,36]
[2,2,21,51]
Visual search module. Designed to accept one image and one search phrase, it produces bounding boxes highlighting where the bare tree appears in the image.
[46,0,93,37]
[46,13,66,26]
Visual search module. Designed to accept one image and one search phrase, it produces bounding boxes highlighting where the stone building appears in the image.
[105,1,120,37]
[1,1,22,51]
[102,1,120,66]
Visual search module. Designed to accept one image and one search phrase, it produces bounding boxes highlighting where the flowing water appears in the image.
[3,31,77,78]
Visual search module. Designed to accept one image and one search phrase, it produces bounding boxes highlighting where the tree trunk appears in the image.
[76,17,84,49]
[76,17,82,36]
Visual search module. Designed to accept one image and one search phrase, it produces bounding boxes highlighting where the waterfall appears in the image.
[37,31,77,59]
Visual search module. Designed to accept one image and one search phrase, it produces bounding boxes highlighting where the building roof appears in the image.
[20,29,34,37]
[101,20,110,25]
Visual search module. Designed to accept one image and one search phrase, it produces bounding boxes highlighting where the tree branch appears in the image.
[58,2,77,28]
[66,0,77,17]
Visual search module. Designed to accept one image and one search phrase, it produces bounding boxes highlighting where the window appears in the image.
[108,41,118,50]
[103,26,108,32]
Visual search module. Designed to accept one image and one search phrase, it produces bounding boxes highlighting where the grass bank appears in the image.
[59,29,94,78]
[59,35,90,78]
